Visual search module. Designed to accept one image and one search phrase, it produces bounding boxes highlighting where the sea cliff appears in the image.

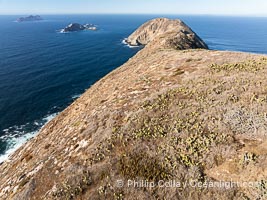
[1,18,267,200]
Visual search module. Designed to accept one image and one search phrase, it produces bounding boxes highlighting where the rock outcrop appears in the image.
[61,23,97,33]
[16,15,43,22]
[126,18,208,50]
[1,18,267,200]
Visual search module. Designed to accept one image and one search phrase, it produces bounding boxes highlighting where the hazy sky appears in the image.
[0,0,267,16]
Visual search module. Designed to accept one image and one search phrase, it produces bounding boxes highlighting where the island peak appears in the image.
[126,18,208,50]
[60,23,97,33]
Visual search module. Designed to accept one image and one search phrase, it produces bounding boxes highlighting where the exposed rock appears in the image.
[0,18,267,200]
[16,15,43,22]
[61,23,97,33]
[126,18,208,50]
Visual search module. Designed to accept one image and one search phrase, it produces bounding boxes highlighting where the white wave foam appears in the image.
[122,39,128,45]
[0,131,37,163]
[0,113,58,163]
[43,113,58,122]
[58,29,68,34]
[122,38,140,49]
[72,94,81,99]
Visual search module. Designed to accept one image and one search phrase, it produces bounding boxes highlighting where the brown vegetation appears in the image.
[0,19,267,200]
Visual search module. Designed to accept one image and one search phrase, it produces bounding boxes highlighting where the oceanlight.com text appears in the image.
[116,179,261,189]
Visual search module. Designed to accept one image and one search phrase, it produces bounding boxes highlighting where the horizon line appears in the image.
[0,13,267,17]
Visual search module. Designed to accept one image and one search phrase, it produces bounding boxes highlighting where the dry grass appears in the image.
[47,55,267,199]
[1,48,267,200]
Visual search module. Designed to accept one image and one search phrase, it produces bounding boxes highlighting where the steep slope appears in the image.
[0,18,267,200]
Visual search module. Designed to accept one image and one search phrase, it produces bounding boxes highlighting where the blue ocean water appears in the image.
[0,15,266,162]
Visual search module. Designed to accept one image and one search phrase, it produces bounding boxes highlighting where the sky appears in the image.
[0,0,267,16]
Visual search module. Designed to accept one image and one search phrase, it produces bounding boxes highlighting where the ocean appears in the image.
[0,14,266,162]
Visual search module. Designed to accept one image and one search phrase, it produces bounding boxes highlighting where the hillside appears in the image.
[0,18,267,200]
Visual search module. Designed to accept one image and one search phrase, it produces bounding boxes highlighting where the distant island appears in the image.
[60,23,97,33]
[16,15,43,22]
